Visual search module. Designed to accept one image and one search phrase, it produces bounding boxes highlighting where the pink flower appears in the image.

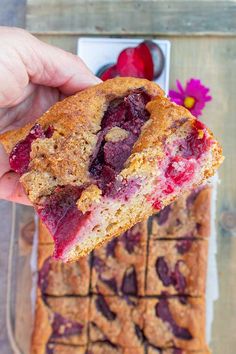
[169,78,212,117]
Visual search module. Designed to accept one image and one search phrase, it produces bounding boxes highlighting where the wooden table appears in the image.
[0,1,236,353]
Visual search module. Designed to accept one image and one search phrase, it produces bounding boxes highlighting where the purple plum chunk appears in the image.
[46,343,54,354]
[95,295,116,321]
[100,276,118,293]
[171,261,186,293]
[156,205,171,225]
[173,349,183,354]
[121,229,141,254]
[121,266,138,295]
[156,257,172,286]
[106,238,118,257]
[176,239,193,254]
[37,185,90,259]
[89,90,151,195]
[103,133,136,172]
[101,99,126,130]
[51,312,83,339]
[186,188,201,208]
[9,123,54,175]
[38,257,51,294]
[92,255,106,272]
[156,298,192,340]
[134,324,145,343]
[156,257,186,293]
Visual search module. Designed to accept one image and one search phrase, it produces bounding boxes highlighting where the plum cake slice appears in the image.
[0,77,223,261]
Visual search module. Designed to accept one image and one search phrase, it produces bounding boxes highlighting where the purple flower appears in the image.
[169,79,212,117]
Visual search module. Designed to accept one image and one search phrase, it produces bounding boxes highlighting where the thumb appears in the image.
[29,38,102,94]
[0,172,31,205]
[0,143,30,204]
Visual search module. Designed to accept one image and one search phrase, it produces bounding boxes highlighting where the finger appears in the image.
[0,171,31,205]
[0,27,101,107]
[11,28,101,93]
[0,142,30,205]
[0,86,63,134]
[32,43,102,95]
[0,46,29,108]
[1,82,36,109]
[0,83,36,116]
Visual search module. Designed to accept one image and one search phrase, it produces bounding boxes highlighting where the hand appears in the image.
[0,27,100,205]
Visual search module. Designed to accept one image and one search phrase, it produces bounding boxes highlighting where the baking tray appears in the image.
[6,204,37,354]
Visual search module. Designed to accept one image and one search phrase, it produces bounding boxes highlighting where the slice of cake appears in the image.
[146,238,208,297]
[0,77,223,261]
[30,185,213,353]
[31,294,90,354]
[91,222,148,296]
[89,295,145,349]
[143,297,207,350]
[151,186,212,240]
[37,244,91,296]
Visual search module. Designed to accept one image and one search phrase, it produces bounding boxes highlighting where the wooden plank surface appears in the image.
[26,0,236,35]
[0,1,26,353]
[0,0,26,27]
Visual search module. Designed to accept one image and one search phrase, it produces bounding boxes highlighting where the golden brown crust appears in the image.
[31,293,90,352]
[133,95,193,153]
[146,239,208,296]
[88,343,144,354]
[0,74,164,195]
[89,295,145,348]
[0,77,223,260]
[0,78,164,204]
[0,77,222,201]
[91,222,148,296]
[38,220,53,244]
[46,296,89,345]
[148,348,211,354]
[151,186,212,240]
[143,297,206,350]
[192,188,211,238]
[44,344,87,354]
[38,244,90,295]
[0,78,163,153]
[31,295,53,350]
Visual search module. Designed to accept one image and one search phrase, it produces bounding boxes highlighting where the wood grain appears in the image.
[0,2,26,353]
[26,0,236,35]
